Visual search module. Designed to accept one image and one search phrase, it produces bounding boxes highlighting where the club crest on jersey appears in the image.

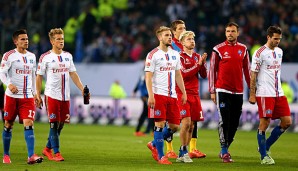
[30,59,34,63]
[4,112,8,117]
[65,58,69,61]
[155,110,161,116]
[17,59,21,62]
[180,110,187,116]
[172,56,176,60]
[238,50,242,55]
[220,102,225,108]
[194,57,198,62]
[266,109,272,114]
[278,54,281,58]
[49,113,56,119]
[52,60,55,63]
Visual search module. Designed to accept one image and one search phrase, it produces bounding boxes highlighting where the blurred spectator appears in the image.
[281,80,295,104]
[109,80,126,99]
[1,0,298,63]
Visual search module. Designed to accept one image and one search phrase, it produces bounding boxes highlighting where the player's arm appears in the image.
[32,58,37,96]
[35,74,44,108]
[208,50,219,104]
[145,71,155,108]
[249,71,258,104]
[243,49,251,89]
[69,71,84,94]
[175,70,187,105]
[0,57,18,94]
[198,53,208,78]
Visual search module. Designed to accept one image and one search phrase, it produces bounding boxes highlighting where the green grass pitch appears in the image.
[1,123,298,171]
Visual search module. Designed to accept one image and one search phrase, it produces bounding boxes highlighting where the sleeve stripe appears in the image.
[3,49,16,61]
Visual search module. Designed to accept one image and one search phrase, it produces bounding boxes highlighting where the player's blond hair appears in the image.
[48,28,64,40]
[155,26,171,37]
[179,31,195,42]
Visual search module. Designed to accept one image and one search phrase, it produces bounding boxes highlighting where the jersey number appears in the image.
[28,110,35,118]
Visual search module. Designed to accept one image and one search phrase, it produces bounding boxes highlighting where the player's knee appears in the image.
[58,122,64,130]
[168,124,179,133]
[281,120,292,130]
[280,116,292,130]
[4,121,14,129]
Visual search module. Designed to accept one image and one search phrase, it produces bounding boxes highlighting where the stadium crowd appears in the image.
[1,0,298,63]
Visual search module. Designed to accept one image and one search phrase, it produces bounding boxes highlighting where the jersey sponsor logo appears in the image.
[180,110,187,116]
[160,63,175,71]
[15,69,32,74]
[267,61,280,69]
[155,110,161,116]
[49,113,56,119]
[52,68,69,73]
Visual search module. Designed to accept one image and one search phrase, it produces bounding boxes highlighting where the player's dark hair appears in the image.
[170,20,185,32]
[225,22,239,31]
[12,29,27,40]
[267,26,282,37]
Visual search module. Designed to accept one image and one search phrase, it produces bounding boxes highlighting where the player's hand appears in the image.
[34,94,43,109]
[211,93,216,104]
[249,95,256,104]
[181,93,187,105]
[198,53,207,65]
[148,96,155,109]
[8,84,18,94]
[81,90,91,100]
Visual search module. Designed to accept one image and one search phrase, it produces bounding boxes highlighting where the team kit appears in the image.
[0,21,291,166]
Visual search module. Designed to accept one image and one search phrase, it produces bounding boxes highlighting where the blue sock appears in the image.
[220,144,228,155]
[49,122,60,154]
[46,138,51,149]
[151,140,156,147]
[24,126,34,157]
[257,130,267,159]
[46,127,62,149]
[162,127,174,142]
[154,127,164,160]
[179,146,188,157]
[266,126,284,151]
[2,127,12,155]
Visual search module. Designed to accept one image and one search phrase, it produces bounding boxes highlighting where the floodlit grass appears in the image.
[1,123,298,171]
